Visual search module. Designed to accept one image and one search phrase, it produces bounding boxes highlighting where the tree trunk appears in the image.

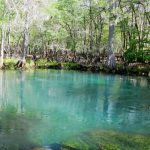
[96,15,103,52]
[7,15,11,57]
[0,1,6,68]
[89,0,93,52]
[107,0,116,68]
[0,27,5,68]
[107,23,116,68]
[22,26,29,60]
[17,4,29,68]
[83,15,87,52]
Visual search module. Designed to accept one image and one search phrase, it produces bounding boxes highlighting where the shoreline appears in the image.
[2,58,150,77]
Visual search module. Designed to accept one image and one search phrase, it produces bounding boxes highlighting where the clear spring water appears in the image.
[0,70,150,148]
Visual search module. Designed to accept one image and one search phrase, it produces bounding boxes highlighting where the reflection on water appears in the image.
[0,70,150,149]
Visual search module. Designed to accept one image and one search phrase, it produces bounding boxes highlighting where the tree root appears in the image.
[107,54,116,69]
[16,60,26,69]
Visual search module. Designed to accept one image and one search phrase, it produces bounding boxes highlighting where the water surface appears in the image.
[0,70,150,149]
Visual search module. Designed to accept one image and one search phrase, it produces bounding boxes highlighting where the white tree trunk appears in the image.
[22,12,29,62]
[22,27,29,62]
[0,1,6,68]
[7,15,11,57]
[0,27,4,68]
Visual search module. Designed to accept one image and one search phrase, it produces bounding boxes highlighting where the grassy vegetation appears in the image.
[26,58,35,69]
[3,58,35,70]
[35,59,61,69]
[3,58,18,69]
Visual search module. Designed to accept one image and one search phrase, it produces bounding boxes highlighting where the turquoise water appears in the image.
[0,70,150,149]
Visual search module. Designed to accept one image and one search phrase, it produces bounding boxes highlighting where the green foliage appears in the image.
[124,48,136,63]
[3,58,35,70]
[61,62,83,70]
[3,58,17,69]
[35,59,61,69]
[4,105,17,113]
[124,49,150,63]
[25,59,35,69]
[35,59,47,66]
[124,35,150,63]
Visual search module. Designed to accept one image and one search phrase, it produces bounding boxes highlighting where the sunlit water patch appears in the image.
[0,70,150,149]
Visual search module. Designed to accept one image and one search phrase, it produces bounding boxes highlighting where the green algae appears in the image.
[62,130,150,150]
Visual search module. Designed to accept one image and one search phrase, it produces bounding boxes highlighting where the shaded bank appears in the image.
[2,58,150,77]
